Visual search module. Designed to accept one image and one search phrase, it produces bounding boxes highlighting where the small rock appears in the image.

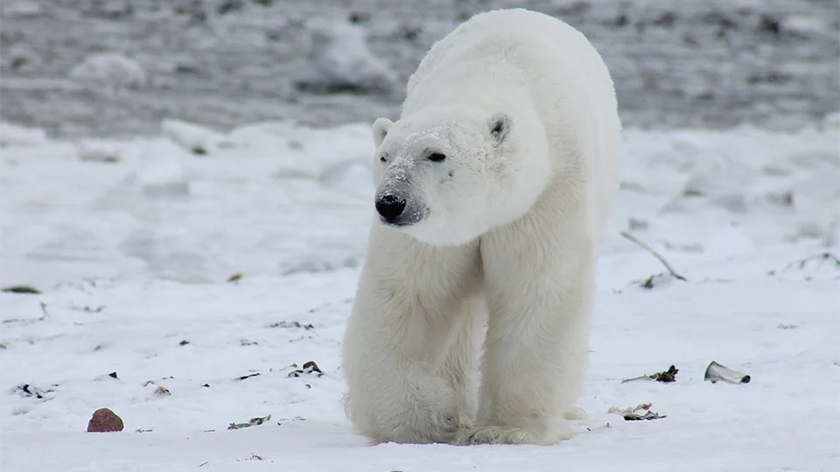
[87,408,124,432]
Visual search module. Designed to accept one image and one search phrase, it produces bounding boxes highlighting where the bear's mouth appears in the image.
[378,207,429,228]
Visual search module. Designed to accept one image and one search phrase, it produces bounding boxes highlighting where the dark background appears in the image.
[1,0,838,139]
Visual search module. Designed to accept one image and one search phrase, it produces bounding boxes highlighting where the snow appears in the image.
[0,122,49,147]
[3,118,837,288]
[1,116,839,471]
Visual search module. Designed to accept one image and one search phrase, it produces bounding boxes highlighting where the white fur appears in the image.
[342,8,621,446]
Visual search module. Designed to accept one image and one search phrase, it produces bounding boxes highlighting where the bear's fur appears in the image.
[341,8,622,445]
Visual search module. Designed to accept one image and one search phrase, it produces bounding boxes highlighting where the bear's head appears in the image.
[369,106,550,246]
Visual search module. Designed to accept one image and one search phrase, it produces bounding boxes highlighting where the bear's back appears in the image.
[405,9,622,233]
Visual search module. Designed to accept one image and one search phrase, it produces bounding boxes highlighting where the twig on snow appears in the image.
[784,252,840,271]
[620,231,687,282]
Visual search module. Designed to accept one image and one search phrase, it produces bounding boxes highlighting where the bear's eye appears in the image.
[379,156,386,162]
[427,152,446,162]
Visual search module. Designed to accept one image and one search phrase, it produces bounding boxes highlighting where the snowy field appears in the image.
[1,2,839,468]
[1,113,839,470]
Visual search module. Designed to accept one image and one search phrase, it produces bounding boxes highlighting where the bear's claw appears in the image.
[458,426,538,445]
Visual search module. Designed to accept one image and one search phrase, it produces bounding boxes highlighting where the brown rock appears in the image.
[87,407,124,432]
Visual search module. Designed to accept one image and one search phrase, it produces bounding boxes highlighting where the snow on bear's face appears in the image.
[369,107,548,246]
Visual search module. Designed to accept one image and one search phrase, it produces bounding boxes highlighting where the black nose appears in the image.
[375,194,407,221]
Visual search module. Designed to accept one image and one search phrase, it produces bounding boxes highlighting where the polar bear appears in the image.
[341,8,621,446]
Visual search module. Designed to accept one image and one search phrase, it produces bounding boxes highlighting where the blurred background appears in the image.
[2,0,838,138]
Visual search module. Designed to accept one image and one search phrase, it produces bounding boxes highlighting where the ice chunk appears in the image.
[0,122,49,147]
[69,52,147,88]
[161,119,229,156]
[293,19,397,94]
[76,139,123,163]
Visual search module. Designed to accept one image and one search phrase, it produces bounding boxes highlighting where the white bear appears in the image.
[341,8,621,446]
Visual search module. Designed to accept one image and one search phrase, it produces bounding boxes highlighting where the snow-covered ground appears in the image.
[1,116,839,470]
[2,116,838,288]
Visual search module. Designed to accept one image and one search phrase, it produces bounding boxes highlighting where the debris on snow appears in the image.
[227,273,243,283]
[1,285,41,294]
[608,403,667,421]
[651,365,679,382]
[237,372,261,381]
[154,386,171,396]
[621,365,679,383]
[87,408,124,432]
[704,361,751,384]
[287,361,323,378]
[13,384,55,401]
[276,416,306,426]
[637,273,680,290]
[228,414,272,430]
[72,304,106,313]
[3,303,50,325]
[268,321,315,330]
[784,252,840,272]
[621,231,687,282]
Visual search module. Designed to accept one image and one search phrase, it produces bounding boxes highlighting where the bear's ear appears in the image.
[371,118,394,147]
[488,113,512,145]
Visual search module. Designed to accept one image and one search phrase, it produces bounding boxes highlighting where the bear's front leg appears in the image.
[342,230,481,444]
[464,226,596,445]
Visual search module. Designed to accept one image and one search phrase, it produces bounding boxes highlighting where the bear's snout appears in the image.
[375,194,407,222]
